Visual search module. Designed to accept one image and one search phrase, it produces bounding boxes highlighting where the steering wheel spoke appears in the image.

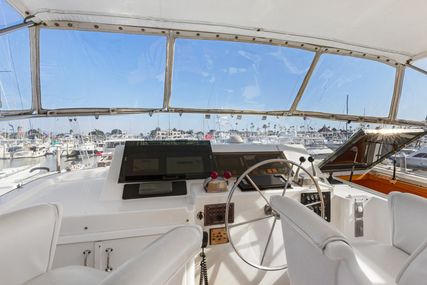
[228,215,274,229]
[281,164,294,196]
[245,174,271,206]
[260,217,278,266]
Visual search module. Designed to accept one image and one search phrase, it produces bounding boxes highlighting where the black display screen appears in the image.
[119,141,215,183]
[214,151,291,177]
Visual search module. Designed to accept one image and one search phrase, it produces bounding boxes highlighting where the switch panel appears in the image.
[210,228,229,245]
[300,191,331,222]
[204,203,234,226]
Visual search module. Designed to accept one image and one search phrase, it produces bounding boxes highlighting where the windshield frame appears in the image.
[1,20,426,128]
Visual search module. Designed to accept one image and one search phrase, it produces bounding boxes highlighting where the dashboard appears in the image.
[116,141,299,199]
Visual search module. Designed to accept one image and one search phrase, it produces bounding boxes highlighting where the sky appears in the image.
[1,0,427,137]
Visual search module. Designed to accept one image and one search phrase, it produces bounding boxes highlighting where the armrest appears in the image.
[388,192,427,255]
[100,225,202,285]
[396,238,427,285]
[270,195,348,252]
[271,196,371,285]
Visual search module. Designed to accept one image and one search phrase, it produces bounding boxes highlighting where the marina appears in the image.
[0,154,98,173]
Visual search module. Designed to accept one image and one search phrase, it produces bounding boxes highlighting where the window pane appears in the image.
[40,30,166,109]
[298,54,395,117]
[413,57,427,70]
[413,153,426,158]
[171,39,315,111]
[398,67,427,122]
[0,0,23,27]
[0,29,31,110]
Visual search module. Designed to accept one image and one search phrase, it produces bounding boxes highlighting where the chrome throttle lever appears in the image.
[293,156,306,182]
[308,156,316,177]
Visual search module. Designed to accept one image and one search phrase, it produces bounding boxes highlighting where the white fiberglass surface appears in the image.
[398,61,427,122]
[298,54,395,117]
[39,30,166,109]
[171,39,315,111]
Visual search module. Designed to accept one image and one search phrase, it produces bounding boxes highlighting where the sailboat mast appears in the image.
[346,95,349,132]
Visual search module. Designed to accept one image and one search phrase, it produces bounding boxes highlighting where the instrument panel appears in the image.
[213,152,292,177]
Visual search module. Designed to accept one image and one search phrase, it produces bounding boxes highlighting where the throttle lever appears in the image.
[293,156,306,181]
[308,156,316,177]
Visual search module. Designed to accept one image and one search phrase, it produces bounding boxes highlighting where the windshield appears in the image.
[0,0,31,112]
[0,0,21,27]
[40,30,166,109]
[34,29,405,120]
[398,66,427,122]
[298,54,395,117]
[171,39,315,111]
[2,7,427,190]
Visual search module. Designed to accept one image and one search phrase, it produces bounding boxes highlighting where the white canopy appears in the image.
[6,0,427,63]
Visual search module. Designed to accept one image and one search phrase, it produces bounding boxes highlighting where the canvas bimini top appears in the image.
[7,0,427,62]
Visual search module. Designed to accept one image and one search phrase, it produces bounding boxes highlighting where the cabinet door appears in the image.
[52,241,95,269]
[94,235,161,271]
[52,234,161,270]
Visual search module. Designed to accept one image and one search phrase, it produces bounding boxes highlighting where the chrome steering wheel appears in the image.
[225,158,324,271]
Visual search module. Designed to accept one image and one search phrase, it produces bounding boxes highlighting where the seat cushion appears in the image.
[352,240,409,285]
[25,265,109,285]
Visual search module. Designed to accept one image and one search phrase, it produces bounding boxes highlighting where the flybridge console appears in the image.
[101,141,308,200]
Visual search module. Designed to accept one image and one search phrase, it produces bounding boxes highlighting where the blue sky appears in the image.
[1,0,427,137]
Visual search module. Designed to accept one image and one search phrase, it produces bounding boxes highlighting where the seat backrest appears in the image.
[388,191,427,255]
[0,203,62,285]
[100,224,202,285]
[270,196,371,285]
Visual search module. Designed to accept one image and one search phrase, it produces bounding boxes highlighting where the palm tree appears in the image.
[111,129,122,135]
[262,124,268,135]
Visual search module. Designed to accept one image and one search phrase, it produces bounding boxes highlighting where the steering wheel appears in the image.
[225,158,324,271]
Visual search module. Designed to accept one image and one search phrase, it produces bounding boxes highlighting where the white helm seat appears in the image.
[270,192,427,285]
[0,203,202,285]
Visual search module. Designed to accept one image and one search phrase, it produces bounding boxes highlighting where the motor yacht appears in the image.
[1,1,427,284]
[10,144,46,159]
[0,163,41,195]
[396,146,427,169]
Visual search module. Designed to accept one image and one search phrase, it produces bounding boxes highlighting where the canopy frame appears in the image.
[0,20,426,127]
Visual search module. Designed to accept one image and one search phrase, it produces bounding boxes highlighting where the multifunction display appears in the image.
[119,141,215,183]
[213,152,291,177]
